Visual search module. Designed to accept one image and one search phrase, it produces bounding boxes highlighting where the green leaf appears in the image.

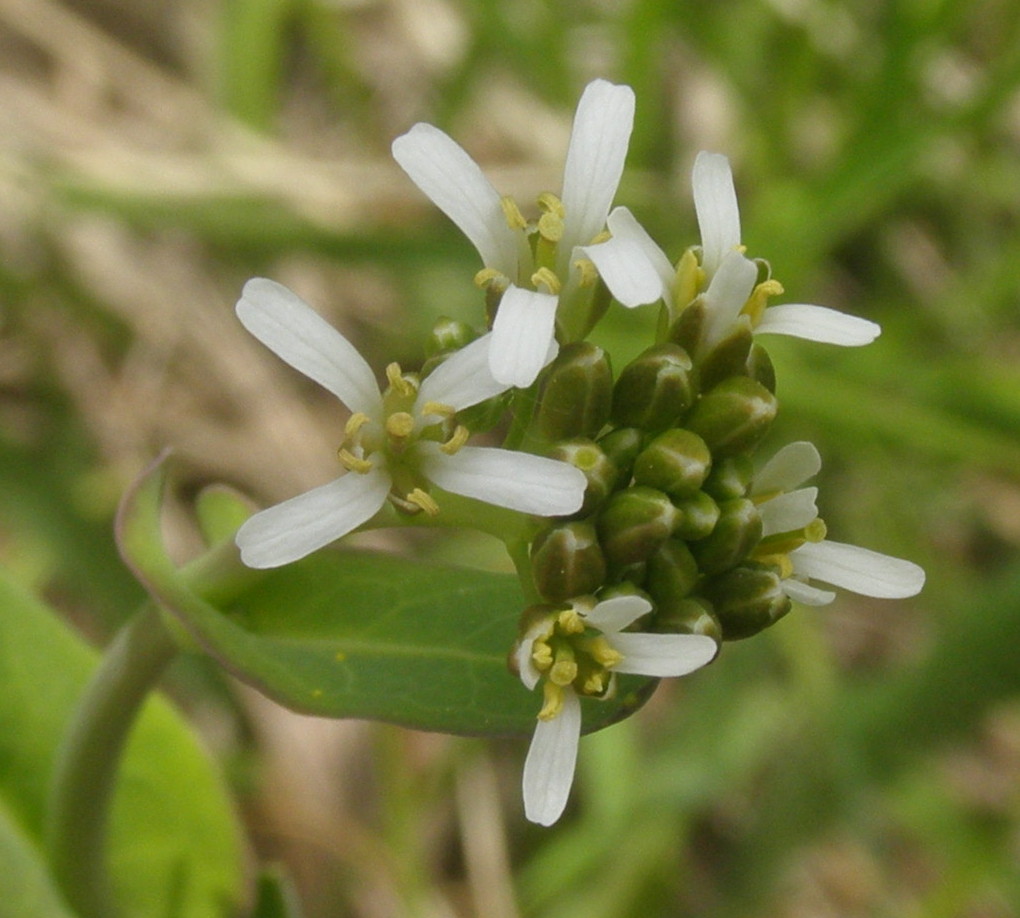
[0,801,76,918]
[119,455,655,737]
[0,572,245,918]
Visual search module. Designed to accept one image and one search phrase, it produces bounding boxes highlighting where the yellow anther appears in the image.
[673,248,702,306]
[743,278,785,326]
[345,412,371,438]
[501,196,528,230]
[582,672,607,695]
[419,400,456,420]
[475,267,508,290]
[805,518,828,542]
[590,229,611,244]
[385,411,415,439]
[385,362,417,398]
[755,553,795,579]
[573,257,599,288]
[550,658,578,687]
[584,636,623,669]
[557,607,585,635]
[531,639,553,671]
[405,488,440,516]
[531,266,561,294]
[537,210,564,242]
[338,448,374,474]
[440,425,470,455]
[537,192,565,218]
[538,681,564,720]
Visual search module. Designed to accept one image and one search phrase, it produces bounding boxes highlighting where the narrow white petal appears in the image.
[489,286,559,388]
[693,151,741,278]
[522,690,581,826]
[582,233,664,308]
[781,579,837,606]
[607,206,675,291]
[755,441,822,494]
[515,620,550,691]
[560,80,635,250]
[756,304,881,346]
[419,444,586,517]
[760,487,819,537]
[701,250,758,350]
[791,540,926,598]
[392,123,518,275]
[235,467,391,568]
[583,595,653,634]
[416,333,509,414]
[610,633,718,677]
[237,279,382,414]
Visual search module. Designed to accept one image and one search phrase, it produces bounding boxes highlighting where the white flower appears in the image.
[588,152,882,352]
[233,278,587,568]
[392,80,645,388]
[515,595,717,826]
[754,441,926,605]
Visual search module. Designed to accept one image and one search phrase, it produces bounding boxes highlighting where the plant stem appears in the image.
[46,604,180,918]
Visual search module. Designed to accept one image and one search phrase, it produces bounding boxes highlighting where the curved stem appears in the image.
[46,605,180,918]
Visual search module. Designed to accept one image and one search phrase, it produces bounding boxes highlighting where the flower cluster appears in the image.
[233,79,924,828]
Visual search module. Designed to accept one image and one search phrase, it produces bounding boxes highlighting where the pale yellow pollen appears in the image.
[531,266,561,295]
[405,488,440,516]
[338,448,374,474]
[440,425,470,455]
[537,210,564,242]
[582,672,607,695]
[550,658,578,687]
[537,192,565,218]
[743,278,785,326]
[531,639,553,671]
[420,400,456,420]
[805,518,828,542]
[538,681,564,720]
[557,607,585,635]
[585,636,623,669]
[501,195,527,230]
[673,248,701,307]
[345,412,370,438]
[474,267,508,290]
[385,362,416,397]
[573,257,599,288]
[385,411,415,438]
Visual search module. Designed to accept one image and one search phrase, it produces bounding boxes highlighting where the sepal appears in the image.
[611,343,698,432]
[689,497,763,575]
[700,563,792,640]
[632,428,712,499]
[536,342,613,441]
[531,521,608,603]
[597,486,681,566]
[549,439,618,516]
[686,376,777,457]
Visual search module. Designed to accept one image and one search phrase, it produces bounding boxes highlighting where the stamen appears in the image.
[385,411,415,439]
[420,400,456,420]
[385,363,416,398]
[743,279,785,325]
[549,646,577,686]
[590,229,611,244]
[405,488,440,516]
[440,425,470,455]
[557,607,585,635]
[573,257,599,288]
[672,248,702,306]
[345,412,370,438]
[475,267,509,290]
[531,266,561,295]
[537,210,564,243]
[538,681,564,720]
[338,448,374,474]
[501,196,527,231]
[582,672,607,695]
[584,636,623,669]
[805,518,827,542]
[531,639,553,671]
[756,553,795,579]
[537,192,565,218]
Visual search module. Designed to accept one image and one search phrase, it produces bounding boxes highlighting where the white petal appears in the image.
[693,151,741,278]
[791,540,926,598]
[515,619,551,691]
[420,444,586,516]
[760,487,819,537]
[560,80,635,250]
[392,123,518,275]
[522,689,581,826]
[583,595,653,634]
[237,279,382,414]
[755,304,881,346]
[608,206,675,290]
[700,250,758,350]
[610,633,718,677]
[582,232,664,308]
[235,466,391,568]
[416,333,509,414]
[781,579,837,606]
[489,286,560,388]
[755,441,822,494]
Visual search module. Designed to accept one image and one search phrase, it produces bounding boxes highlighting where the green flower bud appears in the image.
[549,439,617,516]
[455,391,511,434]
[699,563,792,640]
[703,455,753,501]
[597,427,643,485]
[633,429,712,499]
[746,343,776,394]
[666,297,706,354]
[655,596,722,642]
[685,376,778,458]
[611,343,698,433]
[699,320,753,391]
[671,490,721,540]
[424,316,477,358]
[531,520,607,603]
[597,486,681,566]
[536,342,613,441]
[646,539,701,604]
[690,497,763,575]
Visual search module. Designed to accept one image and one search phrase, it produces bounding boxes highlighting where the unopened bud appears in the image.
[424,316,477,358]
[685,376,777,458]
[666,297,706,353]
[531,521,607,603]
[633,429,712,499]
[700,563,792,640]
[703,455,753,501]
[656,596,722,642]
[597,427,643,485]
[536,342,613,441]
[745,343,776,393]
[690,497,763,575]
[646,539,701,604]
[672,490,721,540]
[549,439,617,516]
[699,320,753,391]
[611,343,698,433]
[597,486,681,566]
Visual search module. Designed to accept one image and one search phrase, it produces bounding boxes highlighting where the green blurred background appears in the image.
[2,0,1019,915]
